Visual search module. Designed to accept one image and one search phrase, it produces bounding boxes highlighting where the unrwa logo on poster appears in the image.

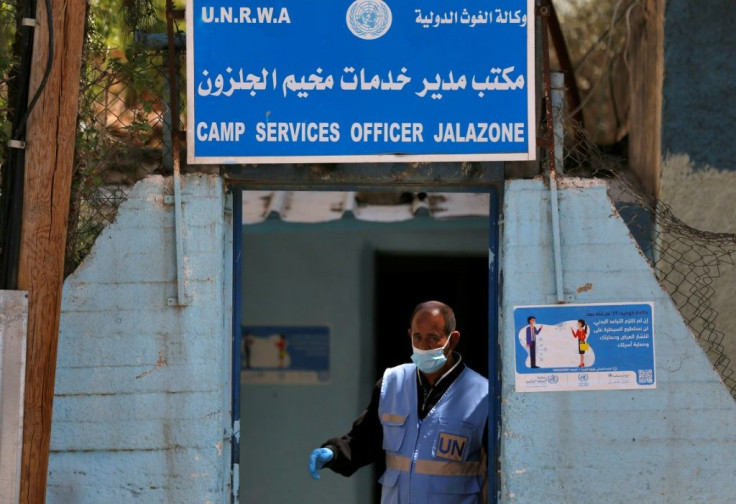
[346,0,392,40]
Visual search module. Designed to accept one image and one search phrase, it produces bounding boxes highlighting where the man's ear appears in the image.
[449,331,460,350]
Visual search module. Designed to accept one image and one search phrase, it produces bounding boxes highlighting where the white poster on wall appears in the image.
[514,302,655,392]
[241,325,331,384]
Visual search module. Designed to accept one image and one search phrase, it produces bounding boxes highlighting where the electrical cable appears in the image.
[571,0,639,72]
[568,0,640,119]
[12,0,55,141]
[0,0,55,288]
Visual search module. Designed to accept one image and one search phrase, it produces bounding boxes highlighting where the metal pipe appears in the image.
[544,0,585,129]
[540,4,555,175]
[171,169,187,304]
[551,72,565,176]
[166,0,187,305]
[549,157,565,304]
[161,53,173,173]
[541,8,566,304]
[550,73,566,303]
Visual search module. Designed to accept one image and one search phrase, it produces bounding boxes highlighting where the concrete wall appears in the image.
[240,216,489,504]
[44,173,736,503]
[47,174,233,503]
[659,0,736,378]
[501,179,736,503]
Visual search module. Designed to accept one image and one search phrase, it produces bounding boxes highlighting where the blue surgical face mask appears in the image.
[411,336,451,374]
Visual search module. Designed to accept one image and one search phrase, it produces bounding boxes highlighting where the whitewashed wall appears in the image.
[47,175,232,503]
[501,179,736,503]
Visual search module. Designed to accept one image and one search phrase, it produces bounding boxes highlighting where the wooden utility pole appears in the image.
[17,0,86,499]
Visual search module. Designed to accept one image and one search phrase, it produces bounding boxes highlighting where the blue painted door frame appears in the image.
[231,189,243,503]
[487,187,502,503]
[229,179,502,504]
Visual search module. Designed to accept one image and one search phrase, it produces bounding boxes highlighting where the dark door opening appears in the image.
[372,252,489,502]
[375,252,489,376]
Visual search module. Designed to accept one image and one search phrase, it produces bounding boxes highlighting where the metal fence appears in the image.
[64,42,185,274]
[0,0,186,274]
[558,110,736,400]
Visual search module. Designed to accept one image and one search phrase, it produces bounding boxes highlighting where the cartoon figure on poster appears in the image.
[242,331,255,368]
[524,316,543,368]
[518,316,596,369]
[571,319,589,367]
[245,332,292,369]
[276,333,288,368]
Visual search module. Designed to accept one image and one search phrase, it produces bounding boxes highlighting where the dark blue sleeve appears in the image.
[322,378,384,477]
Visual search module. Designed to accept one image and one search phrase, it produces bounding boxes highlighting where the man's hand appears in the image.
[309,447,334,480]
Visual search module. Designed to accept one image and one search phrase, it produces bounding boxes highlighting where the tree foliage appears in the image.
[554,0,637,146]
[0,0,21,166]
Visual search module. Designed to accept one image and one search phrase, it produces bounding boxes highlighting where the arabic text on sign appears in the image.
[197,66,525,98]
[414,8,528,28]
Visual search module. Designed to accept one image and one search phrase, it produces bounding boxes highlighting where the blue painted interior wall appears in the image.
[240,214,489,504]
[501,180,736,503]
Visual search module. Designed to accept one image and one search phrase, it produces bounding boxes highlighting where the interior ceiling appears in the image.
[242,191,490,224]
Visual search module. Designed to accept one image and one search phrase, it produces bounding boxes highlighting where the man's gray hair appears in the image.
[409,301,457,334]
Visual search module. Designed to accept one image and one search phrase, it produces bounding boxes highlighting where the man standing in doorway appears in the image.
[308,300,488,503]
[525,316,543,368]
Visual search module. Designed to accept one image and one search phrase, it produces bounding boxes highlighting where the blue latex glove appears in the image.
[309,447,334,480]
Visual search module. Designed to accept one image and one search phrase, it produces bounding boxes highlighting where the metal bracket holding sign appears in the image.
[187,0,535,164]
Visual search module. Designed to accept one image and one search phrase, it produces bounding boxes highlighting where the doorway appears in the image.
[374,253,489,377]
[236,190,498,504]
[371,252,489,502]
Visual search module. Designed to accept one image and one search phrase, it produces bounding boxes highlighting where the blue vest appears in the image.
[377,363,488,504]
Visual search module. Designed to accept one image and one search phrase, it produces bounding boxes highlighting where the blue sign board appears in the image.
[514,303,656,392]
[186,0,535,163]
[241,325,330,384]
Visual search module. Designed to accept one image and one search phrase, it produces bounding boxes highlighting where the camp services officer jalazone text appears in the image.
[196,121,526,145]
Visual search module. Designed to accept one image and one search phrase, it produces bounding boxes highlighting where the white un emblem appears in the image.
[346,0,392,40]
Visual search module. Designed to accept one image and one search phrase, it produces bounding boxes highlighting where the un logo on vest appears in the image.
[346,0,392,40]
[436,432,468,461]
